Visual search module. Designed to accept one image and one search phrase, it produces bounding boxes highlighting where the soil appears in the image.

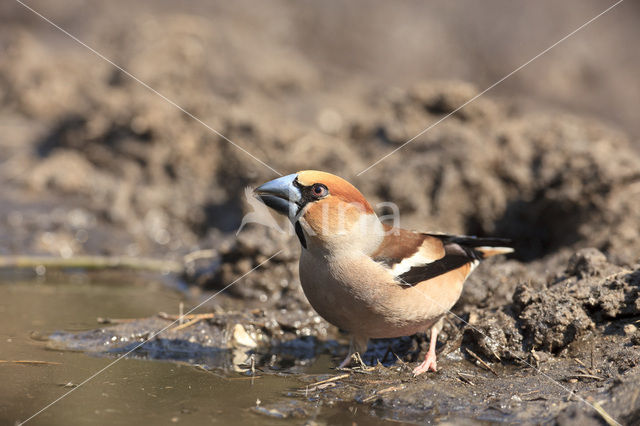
[2,1,640,424]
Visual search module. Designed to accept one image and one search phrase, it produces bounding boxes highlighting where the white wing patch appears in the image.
[389,245,443,276]
[469,259,480,273]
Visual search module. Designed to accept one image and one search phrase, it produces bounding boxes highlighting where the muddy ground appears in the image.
[2,1,640,424]
[46,248,640,424]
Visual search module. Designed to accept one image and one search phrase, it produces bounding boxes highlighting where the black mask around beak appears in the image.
[254,173,302,221]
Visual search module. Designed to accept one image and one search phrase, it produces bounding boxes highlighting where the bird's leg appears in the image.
[338,351,353,369]
[338,335,369,369]
[413,318,443,376]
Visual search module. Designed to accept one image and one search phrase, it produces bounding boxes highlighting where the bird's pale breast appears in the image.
[298,249,467,338]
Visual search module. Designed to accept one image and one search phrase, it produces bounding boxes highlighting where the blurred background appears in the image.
[1,0,639,264]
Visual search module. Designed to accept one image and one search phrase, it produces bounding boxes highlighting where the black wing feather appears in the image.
[397,244,471,285]
[396,234,511,286]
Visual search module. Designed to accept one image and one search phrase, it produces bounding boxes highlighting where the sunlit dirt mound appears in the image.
[2,25,640,267]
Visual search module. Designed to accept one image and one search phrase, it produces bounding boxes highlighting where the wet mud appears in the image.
[48,251,640,424]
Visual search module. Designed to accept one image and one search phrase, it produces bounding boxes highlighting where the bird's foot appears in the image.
[412,350,437,376]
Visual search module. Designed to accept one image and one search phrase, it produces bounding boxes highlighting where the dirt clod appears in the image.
[514,250,639,352]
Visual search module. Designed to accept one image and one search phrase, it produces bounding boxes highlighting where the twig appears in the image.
[344,352,375,373]
[574,358,589,370]
[361,385,405,403]
[167,313,215,331]
[308,373,350,387]
[158,312,215,321]
[518,390,548,402]
[298,373,350,394]
[0,255,183,273]
[0,360,61,365]
[250,354,256,375]
[567,373,605,381]
[593,401,619,426]
[353,352,367,369]
[393,353,411,372]
[457,372,476,386]
[97,317,138,324]
[170,316,204,332]
[465,348,499,376]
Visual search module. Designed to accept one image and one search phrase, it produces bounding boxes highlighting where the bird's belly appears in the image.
[298,253,459,338]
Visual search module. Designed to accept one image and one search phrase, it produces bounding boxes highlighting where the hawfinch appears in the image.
[255,170,512,375]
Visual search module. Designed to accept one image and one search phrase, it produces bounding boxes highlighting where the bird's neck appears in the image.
[300,213,385,256]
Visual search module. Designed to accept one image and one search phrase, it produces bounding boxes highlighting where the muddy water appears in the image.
[0,275,373,425]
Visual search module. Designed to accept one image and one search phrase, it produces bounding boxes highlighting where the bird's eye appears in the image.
[311,183,328,198]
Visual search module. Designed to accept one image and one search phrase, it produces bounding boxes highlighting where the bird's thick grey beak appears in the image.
[254,173,302,220]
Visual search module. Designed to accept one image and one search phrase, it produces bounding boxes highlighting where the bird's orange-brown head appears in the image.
[255,171,380,250]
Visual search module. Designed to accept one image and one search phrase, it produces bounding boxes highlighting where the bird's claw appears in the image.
[412,351,437,376]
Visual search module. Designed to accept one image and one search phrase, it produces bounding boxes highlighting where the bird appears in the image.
[254,170,513,375]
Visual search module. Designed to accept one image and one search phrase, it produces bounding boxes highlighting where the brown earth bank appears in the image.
[2,2,640,424]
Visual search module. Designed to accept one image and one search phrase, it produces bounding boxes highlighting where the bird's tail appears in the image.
[473,245,514,259]
[429,234,514,260]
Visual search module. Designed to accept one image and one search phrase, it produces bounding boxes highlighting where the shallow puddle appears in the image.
[0,275,377,425]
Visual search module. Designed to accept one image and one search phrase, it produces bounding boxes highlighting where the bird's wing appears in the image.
[371,226,512,286]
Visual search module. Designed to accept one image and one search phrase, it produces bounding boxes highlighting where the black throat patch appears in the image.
[294,221,307,249]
